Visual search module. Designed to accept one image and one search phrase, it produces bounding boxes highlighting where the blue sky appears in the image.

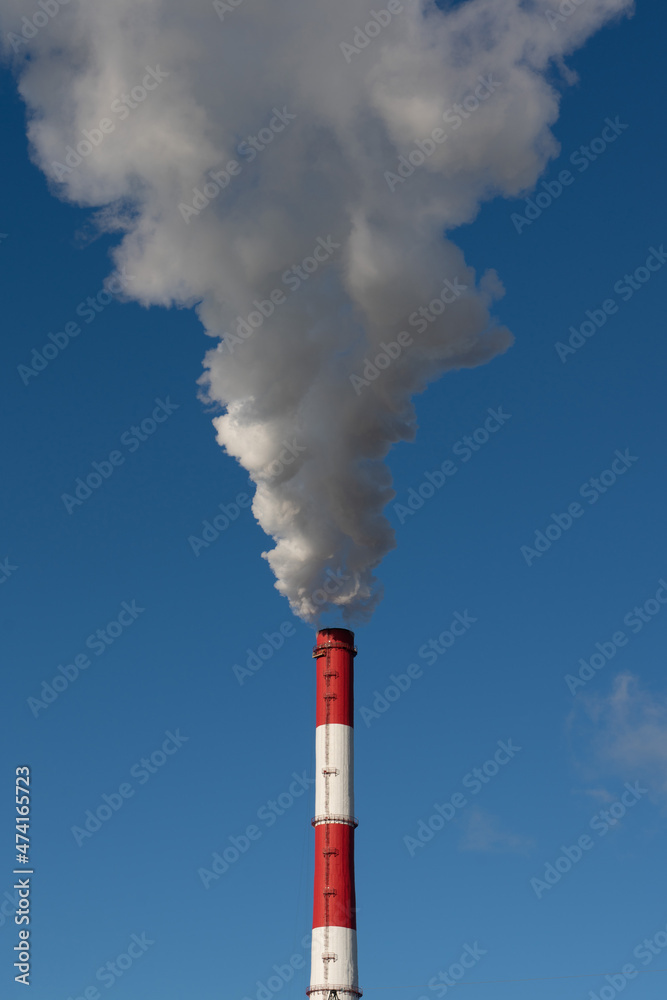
[2,3,667,1000]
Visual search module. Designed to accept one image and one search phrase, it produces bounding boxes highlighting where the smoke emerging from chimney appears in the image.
[2,0,633,622]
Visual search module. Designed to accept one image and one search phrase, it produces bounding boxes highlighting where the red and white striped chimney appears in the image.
[308,628,361,1000]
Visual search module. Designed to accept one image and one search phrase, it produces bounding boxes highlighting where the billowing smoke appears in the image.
[2,0,633,622]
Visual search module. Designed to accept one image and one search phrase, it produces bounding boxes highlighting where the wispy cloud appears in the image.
[459,807,534,855]
[569,672,667,800]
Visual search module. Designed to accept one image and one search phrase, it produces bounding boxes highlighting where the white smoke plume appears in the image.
[2,0,633,623]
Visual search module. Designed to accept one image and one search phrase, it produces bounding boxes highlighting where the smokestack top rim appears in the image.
[313,626,356,657]
[316,626,355,642]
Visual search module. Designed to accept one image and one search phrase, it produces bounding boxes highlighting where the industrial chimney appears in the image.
[307,628,361,1000]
